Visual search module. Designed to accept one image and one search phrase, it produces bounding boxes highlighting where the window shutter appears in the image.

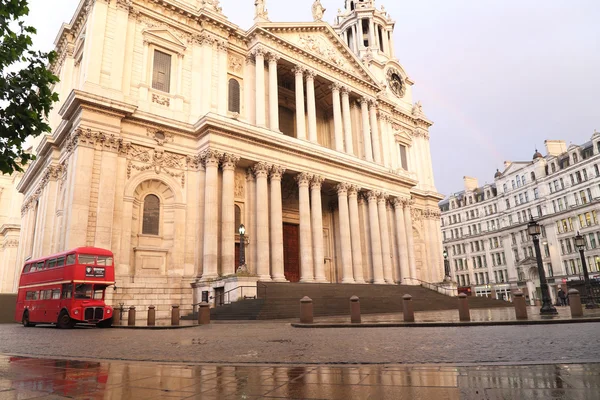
[152,50,172,93]
[228,79,241,113]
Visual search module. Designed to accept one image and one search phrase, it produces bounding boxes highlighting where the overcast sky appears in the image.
[25,0,600,196]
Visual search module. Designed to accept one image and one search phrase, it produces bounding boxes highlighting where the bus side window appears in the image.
[62,284,73,299]
[47,259,57,269]
[66,254,76,265]
[23,264,31,273]
[26,291,39,300]
[37,261,45,271]
[52,289,61,300]
[56,257,65,268]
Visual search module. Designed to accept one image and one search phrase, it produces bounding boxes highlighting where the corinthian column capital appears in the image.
[270,165,286,180]
[295,172,312,187]
[310,175,324,190]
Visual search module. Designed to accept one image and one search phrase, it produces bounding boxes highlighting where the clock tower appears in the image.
[334,0,414,112]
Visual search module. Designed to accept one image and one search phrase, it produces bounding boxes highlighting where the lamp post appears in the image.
[238,224,246,269]
[574,232,598,309]
[527,217,558,315]
[443,250,451,280]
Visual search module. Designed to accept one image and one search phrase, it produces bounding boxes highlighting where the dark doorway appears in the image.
[235,243,240,270]
[283,223,300,282]
[214,287,225,306]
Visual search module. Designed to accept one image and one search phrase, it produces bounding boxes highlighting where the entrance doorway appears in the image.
[283,223,300,282]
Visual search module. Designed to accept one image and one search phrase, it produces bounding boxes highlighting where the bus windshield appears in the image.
[74,284,105,300]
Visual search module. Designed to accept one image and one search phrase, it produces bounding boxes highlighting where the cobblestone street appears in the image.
[1,355,599,399]
[1,321,598,365]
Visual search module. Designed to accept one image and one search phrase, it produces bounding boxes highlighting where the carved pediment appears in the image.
[259,25,380,88]
[143,29,187,54]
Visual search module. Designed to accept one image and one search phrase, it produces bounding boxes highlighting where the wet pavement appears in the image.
[0,355,599,399]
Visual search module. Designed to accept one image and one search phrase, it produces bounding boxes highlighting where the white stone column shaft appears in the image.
[348,187,365,283]
[297,173,314,282]
[360,98,373,162]
[270,166,286,281]
[331,83,344,152]
[306,70,318,143]
[254,163,271,280]
[367,191,385,284]
[293,67,306,140]
[221,154,239,276]
[404,200,418,280]
[254,48,266,127]
[311,176,327,282]
[369,101,382,164]
[341,87,354,155]
[202,150,221,279]
[393,199,410,284]
[378,195,394,284]
[217,43,228,115]
[268,54,280,132]
[337,184,355,283]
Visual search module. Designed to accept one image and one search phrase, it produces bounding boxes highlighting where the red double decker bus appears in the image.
[15,247,115,329]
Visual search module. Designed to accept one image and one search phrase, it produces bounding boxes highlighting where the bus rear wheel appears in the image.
[57,311,76,329]
[22,312,35,327]
[96,318,113,329]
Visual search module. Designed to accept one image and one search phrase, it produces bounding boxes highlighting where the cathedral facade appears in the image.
[9,0,444,312]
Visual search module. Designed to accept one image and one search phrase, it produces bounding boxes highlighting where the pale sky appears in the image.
[24,0,600,196]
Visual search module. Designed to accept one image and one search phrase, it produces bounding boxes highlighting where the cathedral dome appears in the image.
[533,150,543,160]
[494,169,502,179]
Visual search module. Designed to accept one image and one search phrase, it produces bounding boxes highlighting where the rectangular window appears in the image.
[589,233,597,249]
[534,188,539,199]
[66,254,76,265]
[399,145,408,170]
[152,50,172,92]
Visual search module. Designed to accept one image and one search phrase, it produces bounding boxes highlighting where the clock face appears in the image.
[386,68,405,98]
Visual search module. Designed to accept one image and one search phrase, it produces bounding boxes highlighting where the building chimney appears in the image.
[545,140,567,156]
[463,176,479,191]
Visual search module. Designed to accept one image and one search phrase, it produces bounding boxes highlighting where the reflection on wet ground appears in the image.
[0,355,599,399]
[313,306,600,324]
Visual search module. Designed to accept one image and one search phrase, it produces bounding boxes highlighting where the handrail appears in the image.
[403,277,456,296]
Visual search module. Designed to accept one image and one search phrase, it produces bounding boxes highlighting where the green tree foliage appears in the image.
[0,0,59,175]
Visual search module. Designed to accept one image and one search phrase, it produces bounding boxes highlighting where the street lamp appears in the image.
[574,232,598,309]
[528,217,558,315]
[238,224,246,269]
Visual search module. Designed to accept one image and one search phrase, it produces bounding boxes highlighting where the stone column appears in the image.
[217,42,228,115]
[305,70,318,143]
[245,169,256,273]
[331,83,344,152]
[254,47,266,127]
[201,149,221,280]
[358,194,372,282]
[270,165,286,282]
[254,162,271,280]
[341,86,354,155]
[367,191,385,284]
[369,101,382,164]
[268,53,280,132]
[360,98,373,162]
[378,194,394,284]
[404,199,418,280]
[422,211,433,283]
[292,67,306,140]
[369,20,376,49]
[348,186,365,284]
[311,176,327,283]
[221,154,239,277]
[336,183,355,284]
[393,199,410,284]
[200,36,214,115]
[296,173,314,282]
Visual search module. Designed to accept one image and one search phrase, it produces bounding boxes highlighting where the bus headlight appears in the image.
[74,309,79,315]
[106,309,111,314]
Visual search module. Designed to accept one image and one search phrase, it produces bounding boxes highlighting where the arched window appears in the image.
[142,194,160,235]
[234,205,242,233]
[551,163,556,173]
[573,153,578,163]
[228,79,241,113]
[531,172,536,181]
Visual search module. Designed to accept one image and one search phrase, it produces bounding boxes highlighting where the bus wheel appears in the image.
[96,318,113,329]
[57,311,75,329]
[22,312,35,327]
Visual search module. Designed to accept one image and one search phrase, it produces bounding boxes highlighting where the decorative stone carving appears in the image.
[228,55,243,74]
[147,128,174,146]
[200,149,222,168]
[295,172,312,187]
[347,185,360,197]
[270,165,286,180]
[310,175,324,190]
[221,153,240,171]
[291,66,305,77]
[412,101,424,117]
[234,171,245,198]
[366,190,380,202]
[377,192,389,203]
[252,162,271,178]
[152,94,171,107]
[335,182,350,196]
[186,155,202,171]
[128,148,186,187]
[298,34,349,71]
[267,53,280,64]
[254,0,269,22]
[304,69,317,79]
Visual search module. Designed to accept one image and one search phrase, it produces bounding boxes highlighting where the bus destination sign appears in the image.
[85,267,106,278]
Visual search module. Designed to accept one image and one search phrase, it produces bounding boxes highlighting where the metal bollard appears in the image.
[403,294,415,322]
[458,293,471,322]
[569,289,583,317]
[350,296,361,324]
[147,306,156,326]
[300,296,313,324]
[128,306,136,326]
[198,302,211,325]
[113,306,121,326]
[171,305,180,326]
[513,291,528,320]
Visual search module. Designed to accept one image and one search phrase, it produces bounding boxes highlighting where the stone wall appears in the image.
[0,294,17,324]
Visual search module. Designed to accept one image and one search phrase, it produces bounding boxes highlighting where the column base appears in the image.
[313,277,329,283]
[300,278,315,283]
[385,280,396,285]
[373,279,386,285]
[271,276,288,283]
[354,279,366,284]
[342,278,356,284]
[199,274,219,282]
[258,275,272,282]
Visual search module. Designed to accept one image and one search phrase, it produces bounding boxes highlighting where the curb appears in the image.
[112,324,202,330]
[291,317,600,328]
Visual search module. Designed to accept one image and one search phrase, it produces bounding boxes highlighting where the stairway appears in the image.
[207,282,511,320]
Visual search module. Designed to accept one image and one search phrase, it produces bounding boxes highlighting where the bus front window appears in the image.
[75,284,93,299]
[93,287,105,300]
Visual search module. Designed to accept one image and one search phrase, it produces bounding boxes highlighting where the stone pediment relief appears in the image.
[143,29,187,54]
[260,26,378,87]
[394,130,413,146]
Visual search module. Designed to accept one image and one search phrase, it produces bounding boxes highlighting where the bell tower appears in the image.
[334,0,396,61]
